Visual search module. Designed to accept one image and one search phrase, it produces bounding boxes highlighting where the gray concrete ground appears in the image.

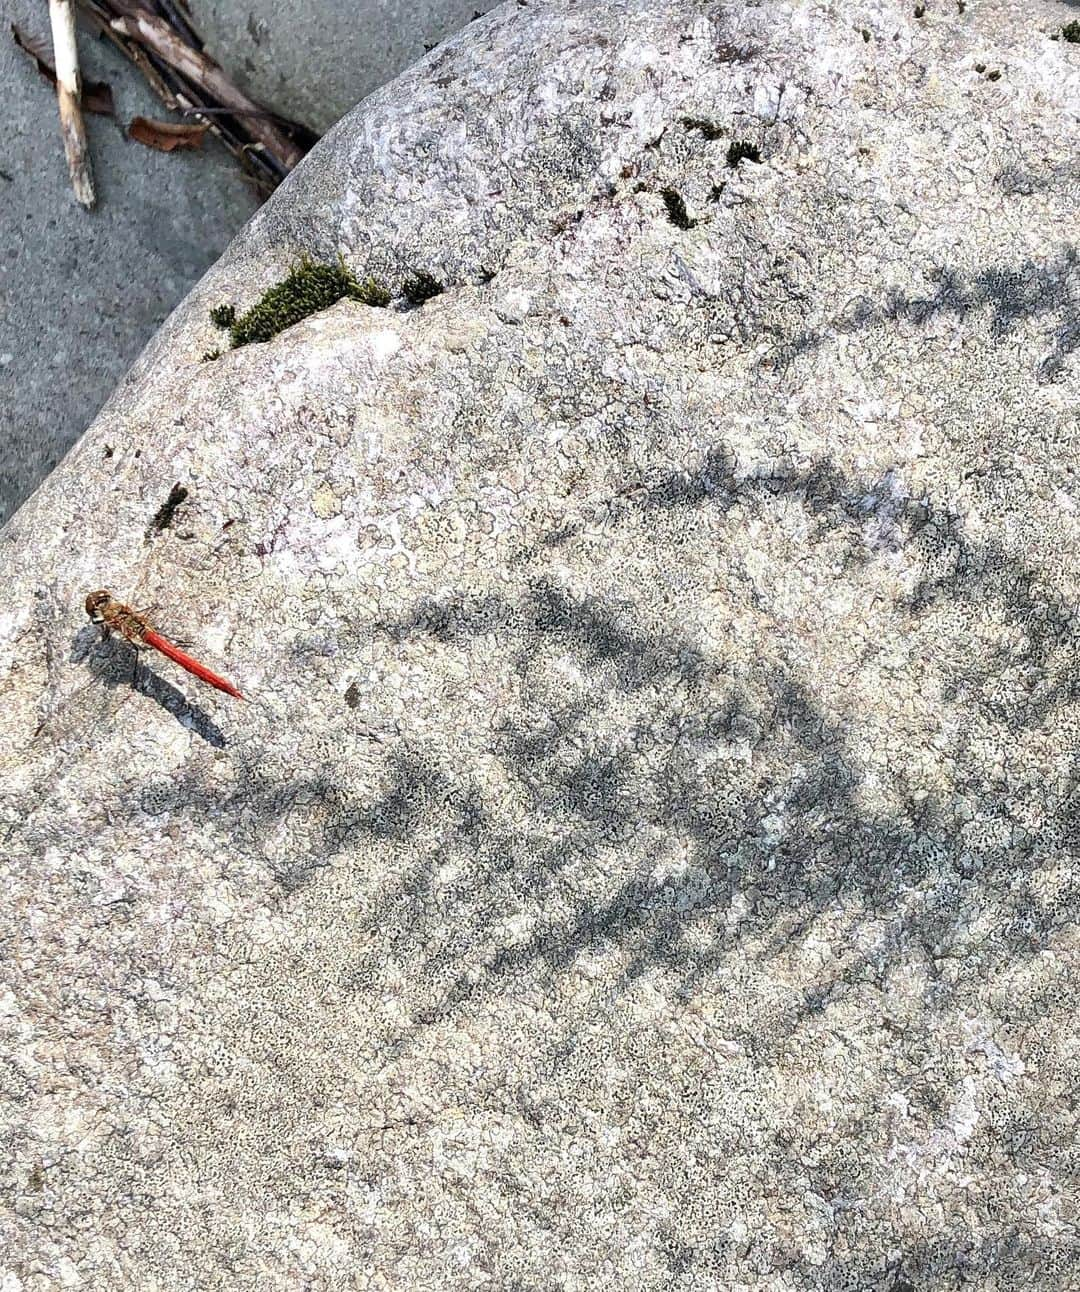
[192,0,501,137]
[0,0,499,527]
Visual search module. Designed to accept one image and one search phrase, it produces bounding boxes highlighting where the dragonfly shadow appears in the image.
[74,627,227,749]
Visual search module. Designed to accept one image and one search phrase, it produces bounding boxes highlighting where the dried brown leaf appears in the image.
[11,23,115,116]
[127,115,208,152]
[11,23,53,78]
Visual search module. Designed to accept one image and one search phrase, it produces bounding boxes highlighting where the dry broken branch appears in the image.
[47,0,95,206]
[74,0,315,197]
[107,2,304,169]
[76,0,180,110]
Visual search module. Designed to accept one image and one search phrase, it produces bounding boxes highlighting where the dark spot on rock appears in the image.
[550,209,585,234]
[345,681,361,709]
[716,41,755,62]
[148,482,189,535]
[401,271,444,306]
[661,188,696,229]
[681,116,726,140]
[726,140,761,167]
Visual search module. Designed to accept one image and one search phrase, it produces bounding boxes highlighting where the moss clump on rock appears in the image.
[350,276,394,308]
[726,140,762,167]
[227,258,391,349]
[660,188,696,230]
[401,271,444,306]
[209,304,236,329]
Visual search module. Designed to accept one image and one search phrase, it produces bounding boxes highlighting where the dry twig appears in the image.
[107,1,303,168]
[74,0,315,196]
[47,0,95,206]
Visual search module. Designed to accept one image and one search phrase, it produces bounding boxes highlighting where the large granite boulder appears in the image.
[2,0,1079,1286]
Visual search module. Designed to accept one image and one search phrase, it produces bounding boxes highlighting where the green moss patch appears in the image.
[209,303,236,329]
[218,258,391,350]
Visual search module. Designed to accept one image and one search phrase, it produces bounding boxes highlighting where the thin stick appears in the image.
[173,89,281,189]
[150,0,203,51]
[77,0,180,107]
[108,2,303,169]
[48,0,95,206]
[176,104,281,119]
[76,0,279,193]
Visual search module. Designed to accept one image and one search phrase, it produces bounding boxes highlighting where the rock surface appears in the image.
[2,0,1080,1287]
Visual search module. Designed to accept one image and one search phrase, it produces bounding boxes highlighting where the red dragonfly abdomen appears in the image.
[85,590,244,700]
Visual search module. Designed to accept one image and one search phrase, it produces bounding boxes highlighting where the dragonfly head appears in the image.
[85,590,112,623]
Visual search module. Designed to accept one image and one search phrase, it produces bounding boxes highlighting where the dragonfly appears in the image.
[84,589,244,700]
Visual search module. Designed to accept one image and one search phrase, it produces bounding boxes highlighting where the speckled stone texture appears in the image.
[2,0,1079,1287]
